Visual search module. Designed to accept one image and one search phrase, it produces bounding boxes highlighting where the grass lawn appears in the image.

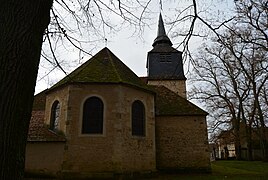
[155,160,268,180]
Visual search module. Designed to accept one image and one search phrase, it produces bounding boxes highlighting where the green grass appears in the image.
[155,161,268,180]
[212,160,268,175]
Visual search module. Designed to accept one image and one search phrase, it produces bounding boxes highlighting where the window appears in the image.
[82,96,104,134]
[132,100,145,136]
[50,100,60,131]
[159,53,172,63]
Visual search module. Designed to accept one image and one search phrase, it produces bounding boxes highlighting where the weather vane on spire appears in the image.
[159,0,163,11]
[105,38,107,47]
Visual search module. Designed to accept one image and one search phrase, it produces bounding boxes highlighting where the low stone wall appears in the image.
[25,142,65,176]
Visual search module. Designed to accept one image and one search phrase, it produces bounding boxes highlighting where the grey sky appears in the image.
[35,0,234,94]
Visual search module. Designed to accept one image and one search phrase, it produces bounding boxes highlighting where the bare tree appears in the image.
[40,0,154,83]
[190,0,268,161]
[190,37,249,160]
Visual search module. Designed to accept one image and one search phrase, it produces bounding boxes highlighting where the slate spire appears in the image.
[147,13,186,81]
[152,13,172,47]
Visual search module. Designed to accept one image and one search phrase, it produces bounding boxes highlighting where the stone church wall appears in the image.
[58,84,156,177]
[25,142,65,176]
[148,80,186,98]
[155,115,211,172]
[45,86,70,133]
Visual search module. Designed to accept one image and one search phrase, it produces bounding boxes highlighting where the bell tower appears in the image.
[147,14,187,98]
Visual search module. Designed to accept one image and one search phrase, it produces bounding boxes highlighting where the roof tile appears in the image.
[49,47,152,93]
[151,85,208,116]
[27,111,66,142]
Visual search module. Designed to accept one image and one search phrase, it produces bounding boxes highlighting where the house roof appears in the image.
[49,47,152,93]
[27,111,66,142]
[218,127,268,143]
[151,85,208,116]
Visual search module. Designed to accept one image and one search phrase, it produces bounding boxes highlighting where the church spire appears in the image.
[152,13,173,47]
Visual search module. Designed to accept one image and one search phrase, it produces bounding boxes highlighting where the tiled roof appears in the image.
[151,85,208,116]
[27,111,66,142]
[139,76,148,84]
[49,47,152,93]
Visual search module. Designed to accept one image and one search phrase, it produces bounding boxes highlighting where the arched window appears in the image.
[132,100,145,136]
[82,96,104,134]
[50,100,60,131]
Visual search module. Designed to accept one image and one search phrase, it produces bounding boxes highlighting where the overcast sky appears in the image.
[35,0,234,94]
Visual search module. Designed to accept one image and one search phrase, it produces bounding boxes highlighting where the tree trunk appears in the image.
[260,127,268,162]
[254,81,268,161]
[235,141,242,160]
[0,0,53,179]
[246,126,253,161]
[233,118,242,160]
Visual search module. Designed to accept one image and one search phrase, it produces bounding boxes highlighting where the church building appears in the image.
[26,14,210,178]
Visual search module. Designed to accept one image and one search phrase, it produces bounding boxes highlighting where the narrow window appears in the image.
[82,97,104,134]
[132,100,145,136]
[50,100,60,131]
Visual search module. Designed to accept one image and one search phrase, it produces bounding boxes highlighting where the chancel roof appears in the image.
[151,85,207,116]
[50,47,152,93]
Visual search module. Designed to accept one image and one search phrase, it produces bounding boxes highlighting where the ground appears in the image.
[24,160,268,179]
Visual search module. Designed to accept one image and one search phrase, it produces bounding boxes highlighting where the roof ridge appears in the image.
[107,48,122,82]
[68,55,94,79]
[51,54,94,88]
[47,47,153,93]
